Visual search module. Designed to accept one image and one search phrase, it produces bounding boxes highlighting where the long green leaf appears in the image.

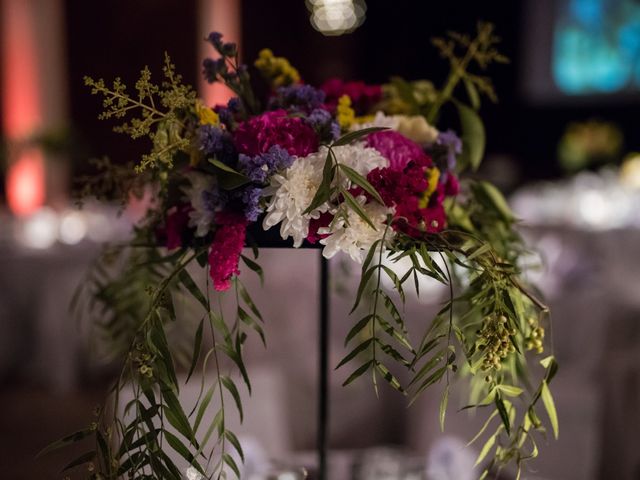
[439,385,449,432]
[240,254,264,285]
[332,126,388,146]
[342,189,376,230]
[375,362,404,393]
[475,432,497,467]
[343,360,375,386]
[303,150,334,214]
[237,307,266,346]
[454,100,485,171]
[336,338,373,369]
[467,410,499,446]
[62,451,96,472]
[495,396,511,435]
[164,430,200,468]
[221,375,244,422]
[209,158,250,189]
[541,380,559,439]
[338,163,384,205]
[186,318,205,383]
[162,387,197,446]
[193,384,216,434]
[225,430,245,462]
[36,428,93,458]
[345,314,374,345]
[178,270,207,310]
[223,453,241,479]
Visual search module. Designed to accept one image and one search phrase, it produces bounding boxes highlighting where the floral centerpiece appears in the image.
[48,23,557,480]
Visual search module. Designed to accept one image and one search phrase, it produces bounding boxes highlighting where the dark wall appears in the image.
[65,0,198,174]
[66,0,640,182]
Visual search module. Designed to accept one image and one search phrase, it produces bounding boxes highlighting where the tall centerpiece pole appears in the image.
[318,253,330,480]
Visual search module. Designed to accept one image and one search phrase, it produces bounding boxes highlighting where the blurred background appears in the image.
[2,0,640,478]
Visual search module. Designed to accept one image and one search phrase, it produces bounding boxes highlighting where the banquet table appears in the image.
[2,208,640,479]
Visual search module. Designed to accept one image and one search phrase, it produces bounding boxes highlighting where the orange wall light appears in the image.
[198,0,242,107]
[2,0,46,216]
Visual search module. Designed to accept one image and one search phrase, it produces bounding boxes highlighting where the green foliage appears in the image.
[430,21,509,120]
[56,243,266,479]
[84,53,196,173]
[48,23,555,480]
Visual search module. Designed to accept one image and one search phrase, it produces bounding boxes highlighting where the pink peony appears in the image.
[209,211,248,291]
[233,109,319,157]
[366,131,432,172]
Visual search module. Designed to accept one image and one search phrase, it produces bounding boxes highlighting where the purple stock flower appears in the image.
[237,185,264,221]
[238,145,294,184]
[198,125,237,165]
[207,32,224,49]
[437,130,462,171]
[269,84,326,112]
[306,108,340,141]
[214,98,242,129]
[202,185,229,213]
[202,57,227,83]
[227,97,242,113]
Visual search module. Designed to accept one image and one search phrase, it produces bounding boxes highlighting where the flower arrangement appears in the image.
[49,23,557,480]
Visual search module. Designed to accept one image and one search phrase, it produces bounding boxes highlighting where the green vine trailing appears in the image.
[44,22,556,480]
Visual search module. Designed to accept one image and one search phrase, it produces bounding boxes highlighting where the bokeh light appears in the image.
[306,0,366,36]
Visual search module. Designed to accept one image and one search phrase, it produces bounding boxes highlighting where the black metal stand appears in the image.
[247,224,331,479]
[318,254,329,480]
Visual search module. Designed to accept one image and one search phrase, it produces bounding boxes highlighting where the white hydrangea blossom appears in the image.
[319,195,395,263]
[182,171,216,237]
[262,154,328,247]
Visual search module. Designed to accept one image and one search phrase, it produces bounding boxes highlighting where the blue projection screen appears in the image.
[522,0,640,101]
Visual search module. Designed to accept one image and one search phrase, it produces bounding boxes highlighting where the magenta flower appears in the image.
[209,211,248,291]
[444,174,459,196]
[366,130,432,171]
[159,205,191,250]
[233,109,319,157]
[320,78,382,114]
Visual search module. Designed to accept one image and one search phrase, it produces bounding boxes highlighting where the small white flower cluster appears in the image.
[263,143,394,261]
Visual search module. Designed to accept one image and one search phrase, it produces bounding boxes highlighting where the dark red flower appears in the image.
[233,109,318,157]
[367,156,449,237]
[306,212,333,244]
